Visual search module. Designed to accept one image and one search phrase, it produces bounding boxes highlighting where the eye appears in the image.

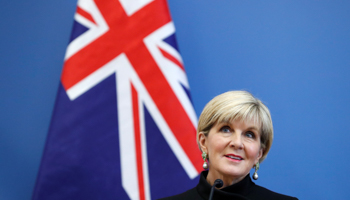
[220,126,231,133]
[245,131,255,138]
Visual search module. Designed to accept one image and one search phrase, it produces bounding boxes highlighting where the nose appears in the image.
[229,132,243,149]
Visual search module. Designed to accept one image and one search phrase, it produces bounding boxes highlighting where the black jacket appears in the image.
[159,171,298,200]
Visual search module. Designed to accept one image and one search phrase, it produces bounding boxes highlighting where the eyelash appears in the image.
[220,126,256,139]
[245,131,255,138]
[220,126,231,133]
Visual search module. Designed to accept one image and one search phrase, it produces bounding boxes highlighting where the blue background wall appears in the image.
[1,0,349,199]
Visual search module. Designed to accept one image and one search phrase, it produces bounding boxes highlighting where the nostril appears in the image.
[230,141,244,149]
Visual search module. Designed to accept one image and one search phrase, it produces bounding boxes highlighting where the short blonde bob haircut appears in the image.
[197,91,273,163]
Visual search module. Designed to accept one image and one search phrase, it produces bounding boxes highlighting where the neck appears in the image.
[206,170,248,188]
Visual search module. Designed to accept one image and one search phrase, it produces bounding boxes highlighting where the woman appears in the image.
[161,91,297,200]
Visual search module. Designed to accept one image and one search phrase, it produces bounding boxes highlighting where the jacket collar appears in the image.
[196,171,255,200]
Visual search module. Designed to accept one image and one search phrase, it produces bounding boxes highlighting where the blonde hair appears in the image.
[197,91,273,163]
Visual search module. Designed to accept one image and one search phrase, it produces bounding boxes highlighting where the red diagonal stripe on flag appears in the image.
[159,47,184,71]
[76,6,97,25]
[127,40,202,172]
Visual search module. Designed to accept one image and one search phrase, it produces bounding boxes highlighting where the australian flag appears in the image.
[32,0,202,199]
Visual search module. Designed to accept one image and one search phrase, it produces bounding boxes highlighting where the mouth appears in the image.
[225,154,243,161]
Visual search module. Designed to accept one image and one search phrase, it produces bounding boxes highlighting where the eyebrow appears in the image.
[217,122,231,127]
[247,126,259,131]
[217,122,260,131]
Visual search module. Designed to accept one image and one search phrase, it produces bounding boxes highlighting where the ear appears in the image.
[255,148,263,164]
[198,132,208,153]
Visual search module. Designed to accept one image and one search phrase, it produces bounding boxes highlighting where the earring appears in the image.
[253,162,260,180]
[202,151,208,169]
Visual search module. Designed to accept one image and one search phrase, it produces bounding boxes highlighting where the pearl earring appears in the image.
[253,162,260,180]
[202,151,208,169]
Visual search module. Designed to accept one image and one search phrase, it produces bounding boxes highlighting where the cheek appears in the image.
[207,135,227,154]
[245,144,261,159]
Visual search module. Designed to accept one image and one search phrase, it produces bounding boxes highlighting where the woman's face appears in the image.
[199,119,263,185]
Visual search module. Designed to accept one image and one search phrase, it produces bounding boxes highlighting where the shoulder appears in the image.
[249,184,298,200]
[158,187,203,200]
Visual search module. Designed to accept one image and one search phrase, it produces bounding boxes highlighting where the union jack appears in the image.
[33,0,201,199]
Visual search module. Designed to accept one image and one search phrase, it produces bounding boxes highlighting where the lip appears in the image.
[224,154,244,162]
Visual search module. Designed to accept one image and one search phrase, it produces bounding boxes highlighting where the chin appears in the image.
[220,168,249,179]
